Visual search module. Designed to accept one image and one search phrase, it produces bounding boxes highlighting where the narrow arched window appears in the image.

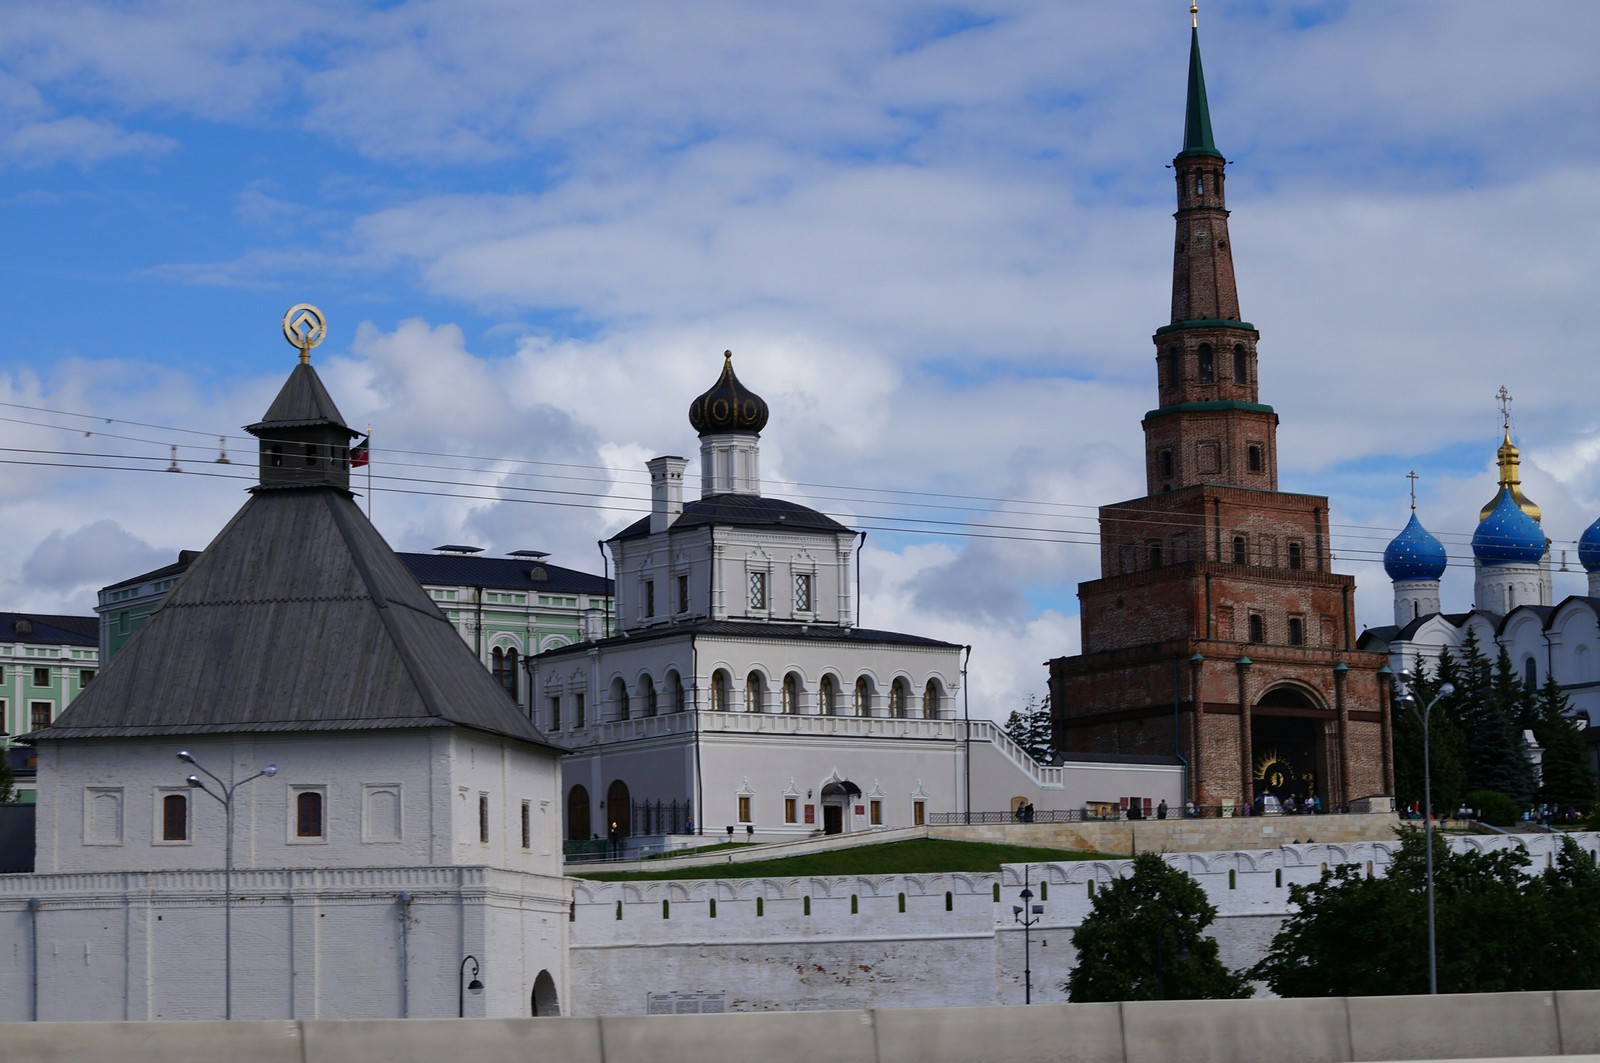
[1198,344,1214,384]
[1194,173,1204,196]
[1233,344,1248,384]
[922,680,939,719]
[642,675,658,717]
[889,680,908,718]
[1288,618,1304,646]
[1248,615,1265,644]
[854,677,872,716]
[296,791,324,838]
[162,793,187,841]
[1165,347,1180,387]
[1524,658,1538,690]
[1248,445,1263,472]
[711,671,730,712]
[783,673,799,714]
[611,677,630,720]
[745,671,765,713]
[1232,536,1247,565]
[1287,542,1303,571]
[820,675,837,716]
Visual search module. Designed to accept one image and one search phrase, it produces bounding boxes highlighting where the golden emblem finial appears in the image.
[282,304,327,365]
[1191,2,1199,29]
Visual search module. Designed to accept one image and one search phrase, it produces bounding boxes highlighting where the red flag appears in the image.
[350,434,370,468]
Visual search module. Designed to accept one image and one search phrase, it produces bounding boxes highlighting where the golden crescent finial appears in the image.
[1191,2,1199,29]
[282,304,327,365]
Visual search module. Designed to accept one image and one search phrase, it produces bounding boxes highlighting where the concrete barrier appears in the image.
[1122,996,1352,1063]
[2,1019,304,1063]
[1346,991,1562,1061]
[873,1002,1125,1063]
[596,1009,879,1063]
[300,1017,605,1063]
[6,990,1600,1063]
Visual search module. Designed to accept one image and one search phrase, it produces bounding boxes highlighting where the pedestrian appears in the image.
[1157,799,1168,820]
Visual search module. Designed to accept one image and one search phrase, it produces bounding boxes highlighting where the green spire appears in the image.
[1180,26,1223,159]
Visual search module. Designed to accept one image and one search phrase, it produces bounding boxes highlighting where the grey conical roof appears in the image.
[33,486,550,746]
[246,362,358,436]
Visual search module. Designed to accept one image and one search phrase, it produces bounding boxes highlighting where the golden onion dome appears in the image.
[688,351,769,436]
[1478,429,1541,524]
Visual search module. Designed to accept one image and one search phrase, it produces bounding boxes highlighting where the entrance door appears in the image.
[823,804,843,835]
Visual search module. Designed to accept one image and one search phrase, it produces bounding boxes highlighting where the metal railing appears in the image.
[930,804,1376,825]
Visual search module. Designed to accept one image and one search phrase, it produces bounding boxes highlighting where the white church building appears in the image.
[1360,394,1600,733]
[533,353,1181,850]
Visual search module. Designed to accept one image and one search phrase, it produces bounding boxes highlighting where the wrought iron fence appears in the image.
[629,798,693,836]
[929,804,1365,825]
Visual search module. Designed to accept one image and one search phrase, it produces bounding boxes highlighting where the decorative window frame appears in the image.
[790,551,819,620]
[736,780,756,825]
[83,786,125,846]
[288,784,330,844]
[153,788,192,846]
[744,550,773,617]
[361,783,404,844]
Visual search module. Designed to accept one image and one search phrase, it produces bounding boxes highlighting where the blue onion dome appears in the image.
[1579,515,1600,573]
[1472,489,1547,565]
[688,350,768,436]
[1384,513,1448,581]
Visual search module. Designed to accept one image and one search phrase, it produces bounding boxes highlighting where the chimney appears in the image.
[647,456,688,534]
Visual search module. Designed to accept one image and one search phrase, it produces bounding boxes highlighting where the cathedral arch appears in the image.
[567,785,591,841]
[710,669,732,712]
[609,676,630,721]
[745,669,768,713]
[853,675,876,716]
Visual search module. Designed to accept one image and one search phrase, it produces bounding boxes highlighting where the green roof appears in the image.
[1154,318,1256,336]
[1179,27,1223,159]
[1144,400,1276,420]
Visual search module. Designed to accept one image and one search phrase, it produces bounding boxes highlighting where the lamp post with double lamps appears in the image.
[1012,865,1044,1004]
[178,750,277,1019]
[1396,671,1455,995]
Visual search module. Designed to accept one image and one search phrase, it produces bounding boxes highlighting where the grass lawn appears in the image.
[574,838,1113,881]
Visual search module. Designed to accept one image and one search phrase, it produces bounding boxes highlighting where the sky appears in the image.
[2,1,1598,723]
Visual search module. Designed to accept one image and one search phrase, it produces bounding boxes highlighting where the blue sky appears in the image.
[3,1,1598,719]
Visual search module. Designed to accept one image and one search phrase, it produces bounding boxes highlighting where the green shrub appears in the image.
[1462,789,1521,827]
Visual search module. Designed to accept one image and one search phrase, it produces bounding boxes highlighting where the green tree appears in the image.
[1530,674,1595,811]
[1002,693,1053,763]
[0,746,14,803]
[1066,852,1249,1002]
[1254,828,1600,996]
[1391,653,1468,816]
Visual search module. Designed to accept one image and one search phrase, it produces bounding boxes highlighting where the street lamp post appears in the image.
[178,750,277,1020]
[459,954,483,1017]
[1012,865,1043,1004]
[1396,671,1455,995]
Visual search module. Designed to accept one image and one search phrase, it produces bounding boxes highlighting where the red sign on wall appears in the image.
[854,805,866,816]
[804,804,815,824]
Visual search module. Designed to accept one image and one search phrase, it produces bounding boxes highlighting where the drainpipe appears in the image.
[396,893,413,1018]
[692,635,704,835]
[473,586,484,660]
[962,645,973,825]
[597,541,611,635]
[1172,653,1188,803]
[855,532,866,627]
[27,897,39,1021]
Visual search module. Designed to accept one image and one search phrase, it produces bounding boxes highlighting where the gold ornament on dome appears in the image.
[282,304,327,364]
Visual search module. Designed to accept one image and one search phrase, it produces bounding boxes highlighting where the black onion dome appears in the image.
[688,350,769,435]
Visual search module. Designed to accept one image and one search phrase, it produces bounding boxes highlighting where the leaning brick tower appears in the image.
[1048,15,1392,812]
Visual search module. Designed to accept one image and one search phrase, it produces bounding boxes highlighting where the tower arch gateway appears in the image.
[1047,17,1389,812]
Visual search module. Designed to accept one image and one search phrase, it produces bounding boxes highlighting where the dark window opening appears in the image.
[162,794,187,841]
[1147,541,1163,568]
[479,793,490,844]
[1288,618,1304,646]
[1524,658,1538,690]
[1232,536,1247,565]
[296,792,324,838]
[1233,344,1248,384]
[1248,446,1263,472]
[270,445,283,468]
[1288,542,1303,570]
[1198,344,1214,384]
[1165,348,1180,387]
[1249,615,1265,644]
[1160,450,1173,479]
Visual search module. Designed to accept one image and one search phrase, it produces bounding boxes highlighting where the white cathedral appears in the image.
[534,352,1177,847]
[1359,393,1600,738]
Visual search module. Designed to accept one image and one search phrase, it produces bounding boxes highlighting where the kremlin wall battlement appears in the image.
[567,831,1597,1014]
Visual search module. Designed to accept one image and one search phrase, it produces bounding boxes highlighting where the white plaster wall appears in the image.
[0,867,569,1022]
[34,730,561,876]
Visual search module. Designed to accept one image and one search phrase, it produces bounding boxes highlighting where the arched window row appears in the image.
[1161,342,1252,390]
[550,668,955,725]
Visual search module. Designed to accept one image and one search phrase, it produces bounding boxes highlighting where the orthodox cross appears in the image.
[1497,385,1513,431]
[1407,469,1418,511]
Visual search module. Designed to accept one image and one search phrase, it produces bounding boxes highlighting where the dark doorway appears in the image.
[606,779,631,837]
[567,784,591,841]
[820,780,860,835]
[1251,690,1327,808]
[531,970,559,1016]
[823,804,843,834]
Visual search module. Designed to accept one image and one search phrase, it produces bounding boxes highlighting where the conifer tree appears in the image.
[1531,673,1595,811]
[1002,693,1054,763]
